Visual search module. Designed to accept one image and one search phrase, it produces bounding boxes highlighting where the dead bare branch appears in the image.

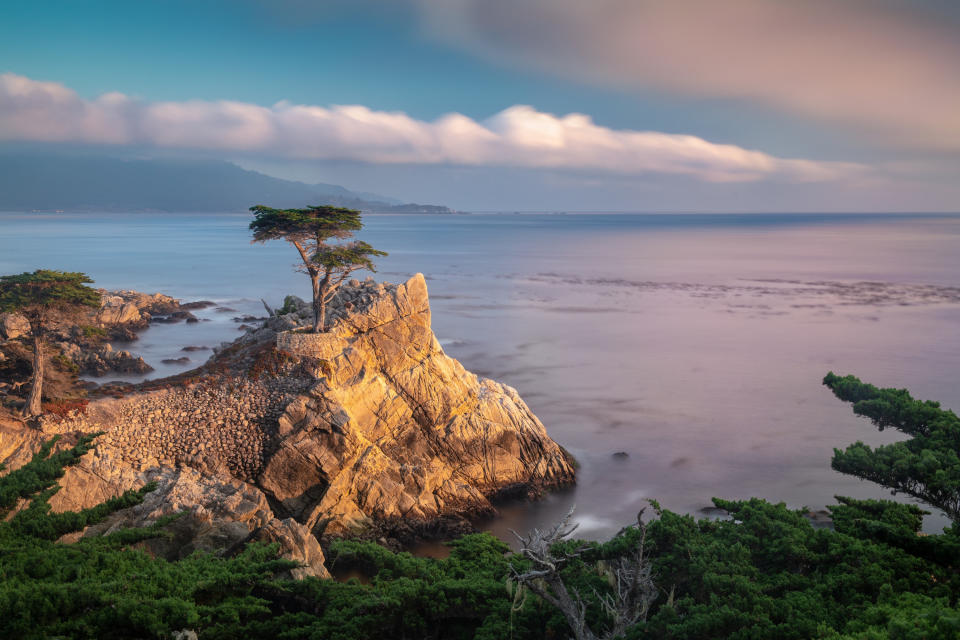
[510,505,657,640]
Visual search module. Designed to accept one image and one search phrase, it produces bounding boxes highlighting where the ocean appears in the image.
[2,211,959,538]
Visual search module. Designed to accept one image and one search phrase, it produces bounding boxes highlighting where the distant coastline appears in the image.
[0,151,454,214]
[21,204,457,215]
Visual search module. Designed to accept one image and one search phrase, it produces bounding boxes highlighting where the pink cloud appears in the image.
[416,0,960,150]
[0,73,864,182]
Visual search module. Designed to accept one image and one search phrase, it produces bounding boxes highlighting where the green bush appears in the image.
[81,326,107,339]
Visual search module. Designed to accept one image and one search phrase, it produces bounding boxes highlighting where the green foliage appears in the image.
[277,295,302,315]
[824,372,960,522]
[249,205,363,243]
[631,497,959,639]
[312,240,387,273]
[5,482,157,541]
[268,534,528,640]
[0,270,100,323]
[81,325,108,339]
[837,591,960,639]
[0,535,299,640]
[53,353,80,374]
[0,436,297,639]
[0,434,98,514]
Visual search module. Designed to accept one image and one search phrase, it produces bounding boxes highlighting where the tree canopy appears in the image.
[249,205,362,244]
[824,372,960,524]
[0,270,100,321]
[249,205,386,332]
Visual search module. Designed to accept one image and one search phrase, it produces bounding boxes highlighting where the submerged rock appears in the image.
[180,300,216,310]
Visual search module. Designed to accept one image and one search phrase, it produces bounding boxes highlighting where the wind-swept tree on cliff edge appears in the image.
[249,205,386,333]
[824,371,960,523]
[0,270,100,417]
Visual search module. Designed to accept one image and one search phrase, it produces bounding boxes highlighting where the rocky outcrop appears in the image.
[77,467,330,579]
[57,341,153,376]
[0,313,30,341]
[0,289,196,391]
[96,298,144,326]
[2,274,574,574]
[252,517,329,579]
[96,290,183,327]
[260,274,575,535]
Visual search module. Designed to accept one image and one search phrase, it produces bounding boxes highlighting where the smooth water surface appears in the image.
[2,211,959,538]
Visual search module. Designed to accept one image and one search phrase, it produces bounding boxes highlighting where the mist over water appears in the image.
[2,211,959,539]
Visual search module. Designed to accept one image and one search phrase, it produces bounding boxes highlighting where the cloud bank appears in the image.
[415,0,960,150]
[0,72,863,182]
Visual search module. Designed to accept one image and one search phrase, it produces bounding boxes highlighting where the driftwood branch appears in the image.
[594,509,657,637]
[510,506,596,640]
[509,506,657,640]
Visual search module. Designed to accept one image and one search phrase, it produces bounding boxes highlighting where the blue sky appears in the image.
[2,0,959,211]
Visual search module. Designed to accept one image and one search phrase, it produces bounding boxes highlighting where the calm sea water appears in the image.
[2,211,959,538]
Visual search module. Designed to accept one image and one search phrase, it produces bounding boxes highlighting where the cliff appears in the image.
[0,274,574,574]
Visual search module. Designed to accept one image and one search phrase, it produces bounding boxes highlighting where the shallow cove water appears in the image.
[2,211,959,539]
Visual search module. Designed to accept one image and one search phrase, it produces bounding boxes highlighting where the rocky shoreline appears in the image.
[0,274,575,575]
[0,288,211,398]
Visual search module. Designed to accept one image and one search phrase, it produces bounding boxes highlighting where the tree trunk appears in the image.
[23,331,44,417]
[315,272,331,333]
[310,273,321,333]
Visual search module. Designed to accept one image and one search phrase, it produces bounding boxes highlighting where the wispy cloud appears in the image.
[0,72,864,182]
[415,0,960,150]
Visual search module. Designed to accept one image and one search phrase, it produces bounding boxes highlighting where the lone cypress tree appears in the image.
[249,205,386,332]
[0,270,100,417]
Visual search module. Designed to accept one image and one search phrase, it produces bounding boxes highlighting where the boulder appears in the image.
[0,313,30,341]
[76,467,327,574]
[65,342,153,376]
[253,518,330,579]
[96,300,142,326]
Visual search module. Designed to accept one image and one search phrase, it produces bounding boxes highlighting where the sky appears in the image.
[1,0,959,211]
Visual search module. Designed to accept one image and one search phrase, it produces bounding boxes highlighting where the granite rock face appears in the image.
[1,274,574,573]
[96,290,182,327]
[77,467,330,579]
[261,274,575,535]
[96,298,144,326]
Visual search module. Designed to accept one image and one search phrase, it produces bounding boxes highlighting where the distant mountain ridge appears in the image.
[0,153,453,213]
